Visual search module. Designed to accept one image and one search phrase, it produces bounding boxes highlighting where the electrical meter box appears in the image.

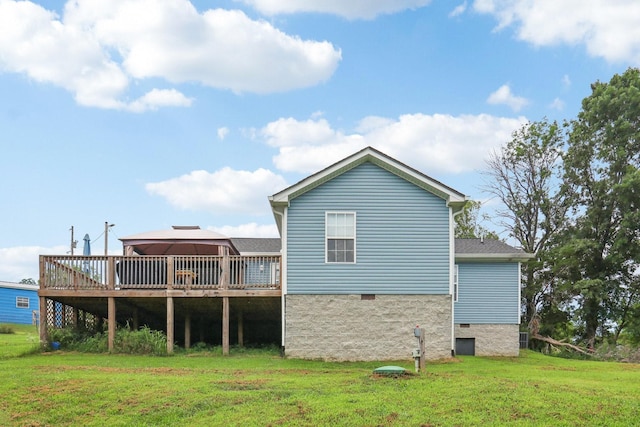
[412,349,421,358]
[414,327,422,338]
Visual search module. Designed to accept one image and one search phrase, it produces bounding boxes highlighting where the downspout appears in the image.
[450,206,465,356]
[517,262,522,326]
[273,208,287,352]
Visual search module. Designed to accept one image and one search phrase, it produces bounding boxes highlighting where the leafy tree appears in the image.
[559,67,640,348]
[483,119,570,329]
[454,200,499,240]
[19,278,37,285]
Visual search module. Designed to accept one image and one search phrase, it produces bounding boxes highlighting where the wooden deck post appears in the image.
[167,296,174,354]
[108,297,116,352]
[184,313,191,349]
[107,257,116,290]
[39,296,47,346]
[167,256,174,290]
[220,247,229,289]
[237,310,244,347]
[221,246,230,355]
[222,296,229,355]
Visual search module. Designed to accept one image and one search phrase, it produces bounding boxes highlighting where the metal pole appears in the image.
[70,226,75,255]
[104,222,115,256]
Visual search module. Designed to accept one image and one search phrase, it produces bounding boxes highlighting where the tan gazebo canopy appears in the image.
[119,226,238,256]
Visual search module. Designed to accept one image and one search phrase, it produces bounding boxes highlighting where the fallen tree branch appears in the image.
[531,333,594,356]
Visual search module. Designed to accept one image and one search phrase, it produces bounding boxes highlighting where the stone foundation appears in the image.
[455,324,519,356]
[285,294,452,361]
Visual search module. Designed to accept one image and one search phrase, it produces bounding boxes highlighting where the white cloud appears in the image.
[549,97,564,111]
[562,74,571,88]
[261,117,343,148]
[0,0,341,110]
[217,127,230,140]
[0,245,68,283]
[0,1,129,109]
[145,167,288,215]
[239,0,432,19]
[449,2,468,17]
[209,223,279,238]
[487,84,529,111]
[128,89,193,112]
[258,113,527,174]
[473,0,640,64]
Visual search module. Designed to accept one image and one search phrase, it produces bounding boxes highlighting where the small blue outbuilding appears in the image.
[0,281,39,324]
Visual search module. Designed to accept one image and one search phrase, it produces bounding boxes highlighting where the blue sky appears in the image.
[0,0,637,281]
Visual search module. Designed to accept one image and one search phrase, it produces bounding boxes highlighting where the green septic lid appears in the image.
[373,366,406,375]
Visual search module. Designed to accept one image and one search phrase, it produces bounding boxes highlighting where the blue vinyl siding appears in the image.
[454,262,520,324]
[286,162,451,294]
[0,287,38,324]
[243,260,278,286]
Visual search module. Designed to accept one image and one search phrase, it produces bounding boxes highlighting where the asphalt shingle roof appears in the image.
[230,238,282,254]
[454,238,526,255]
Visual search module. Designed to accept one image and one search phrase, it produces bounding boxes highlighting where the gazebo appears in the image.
[120,225,239,256]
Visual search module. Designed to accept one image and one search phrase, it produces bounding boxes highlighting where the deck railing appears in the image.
[40,255,281,291]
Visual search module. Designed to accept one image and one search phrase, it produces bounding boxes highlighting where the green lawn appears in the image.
[0,348,638,426]
[0,323,39,358]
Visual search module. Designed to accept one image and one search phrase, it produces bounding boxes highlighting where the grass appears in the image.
[0,323,40,358]
[0,348,639,426]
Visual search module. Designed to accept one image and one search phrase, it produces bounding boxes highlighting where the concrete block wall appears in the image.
[455,324,520,356]
[285,294,452,361]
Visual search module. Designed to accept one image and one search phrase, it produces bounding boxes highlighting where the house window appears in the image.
[326,212,356,263]
[16,297,29,309]
[453,264,459,302]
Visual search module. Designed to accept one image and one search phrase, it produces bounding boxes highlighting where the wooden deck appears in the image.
[38,254,282,354]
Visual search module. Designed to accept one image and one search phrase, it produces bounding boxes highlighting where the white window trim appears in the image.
[453,264,459,302]
[16,296,29,309]
[325,211,356,264]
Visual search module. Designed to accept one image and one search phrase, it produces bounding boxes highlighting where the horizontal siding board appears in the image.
[454,262,520,324]
[287,162,451,294]
[0,287,38,324]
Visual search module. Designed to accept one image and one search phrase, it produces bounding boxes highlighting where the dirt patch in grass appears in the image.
[34,365,216,376]
[215,378,268,391]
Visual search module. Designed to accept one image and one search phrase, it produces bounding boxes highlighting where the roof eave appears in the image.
[455,253,536,262]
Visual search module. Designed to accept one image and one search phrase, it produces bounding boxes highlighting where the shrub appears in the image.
[47,326,92,349]
[46,325,168,355]
[113,326,167,356]
[0,325,15,334]
[594,343,640,363]
[74,332,108,353]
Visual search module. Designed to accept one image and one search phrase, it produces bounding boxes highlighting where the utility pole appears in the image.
[70,226,77,255]
[104,222,115,255]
